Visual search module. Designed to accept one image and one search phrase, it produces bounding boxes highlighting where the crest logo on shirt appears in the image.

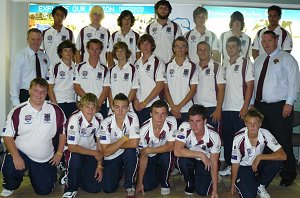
[87,33,92,38]
[205,68,211,76]
[91,128,96,134]
[2,122,7,133]
[234,65,240,72]
[241,39,246,46]
[146,64,151,72]
[271,138,279,145]
[169,69,175,77]
[62,35,67,41]
[80,128,86,136]
[24,115,32,123]
[276,34,280,39]
[70,125,74,130]
[129,38,133,44]
[44,113,51,123]
[117,38,122,42]
[166,27,171,34]
[97,72,102,80]
[113,73,117,81]
[204,36,209,42]
[100,34,105,40]
[191,35,196,42]
[152,28,157,34]
[82,71,88,79]
[247,148,252,157]
[183,69,189,77]
[124,73,129,81]
[47,35,53,41]
[43,58,48,64]
[136,64,139,69]
[201,145,206,151]
[59,71,66,79]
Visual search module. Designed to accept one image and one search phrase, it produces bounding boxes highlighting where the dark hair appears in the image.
[226,36,242,48]
[193,7,208,20]
[30,77,49,90]
[86,39,103,50]
[112,41,132,60]
[197,41,211,53]
[27,28,42,39]
[268,5,282,18]
[155,0,172,13]
[52,6,68,17]
[229,11,245,30]
[243,108,264,122]
[113,93,129,105]
[188,104,207,120]
[137,34,156,52]
[57,40,77,58]
[150,100,169,113]
[117,10,135,27]
[262,30,277,39]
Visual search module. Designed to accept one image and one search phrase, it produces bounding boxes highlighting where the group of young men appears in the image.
[3,0,300,198]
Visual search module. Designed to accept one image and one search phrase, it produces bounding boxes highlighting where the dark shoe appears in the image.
[279,178,293,187]
[184,185,194,195]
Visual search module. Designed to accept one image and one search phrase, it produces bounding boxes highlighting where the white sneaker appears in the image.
[126,188,136,198]
[0,189,14,197]
[161,187,170,195]
[219,166,231,176]
[257,185,270,198]
[62,191,77,198]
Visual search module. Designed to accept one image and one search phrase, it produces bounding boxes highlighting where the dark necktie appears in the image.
[35,53,41,78]
[256,55,270,101]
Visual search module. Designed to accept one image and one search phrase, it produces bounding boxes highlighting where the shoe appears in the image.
[171,168,179,176]
[257,185,270,198]
[184,185,194,196]
[161,187,170,195]
[279,178,293,187]
[126,188,136,198]
[219,166,231,176]
[62,191,77,198]
[0,189,14,197]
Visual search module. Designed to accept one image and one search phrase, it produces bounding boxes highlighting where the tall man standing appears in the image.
[10,28,50,106]
[42,5,74,65]
[252,5,292,60]
[145,0,182,64]
[253,30,299,186]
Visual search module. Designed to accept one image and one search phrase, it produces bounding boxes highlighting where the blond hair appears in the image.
[89,6,104,22]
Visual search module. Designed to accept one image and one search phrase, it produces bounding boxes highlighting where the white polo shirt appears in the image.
[176,122,221,160]
[165,58,199,113]
[252,26,293,57]
[46,61,76,103]
[193,59,226,107]
[135,54,165,108]
[145,19,182,64]
[76,25,111,64]
[110,29,140,64]
[10,47,50,106]
[184,28,220,64]
[67,110,103,150]
[231,127,282,166]
[2,100,66,163]
[223,57,254,111]
[73,61,109,100]
[109,62,139,99]
[99,112,140,160]
[219,30,251,61]
[42,26,74,65]
[138,116,177,157]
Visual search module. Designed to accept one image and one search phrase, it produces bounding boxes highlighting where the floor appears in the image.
[2,165,300,198]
